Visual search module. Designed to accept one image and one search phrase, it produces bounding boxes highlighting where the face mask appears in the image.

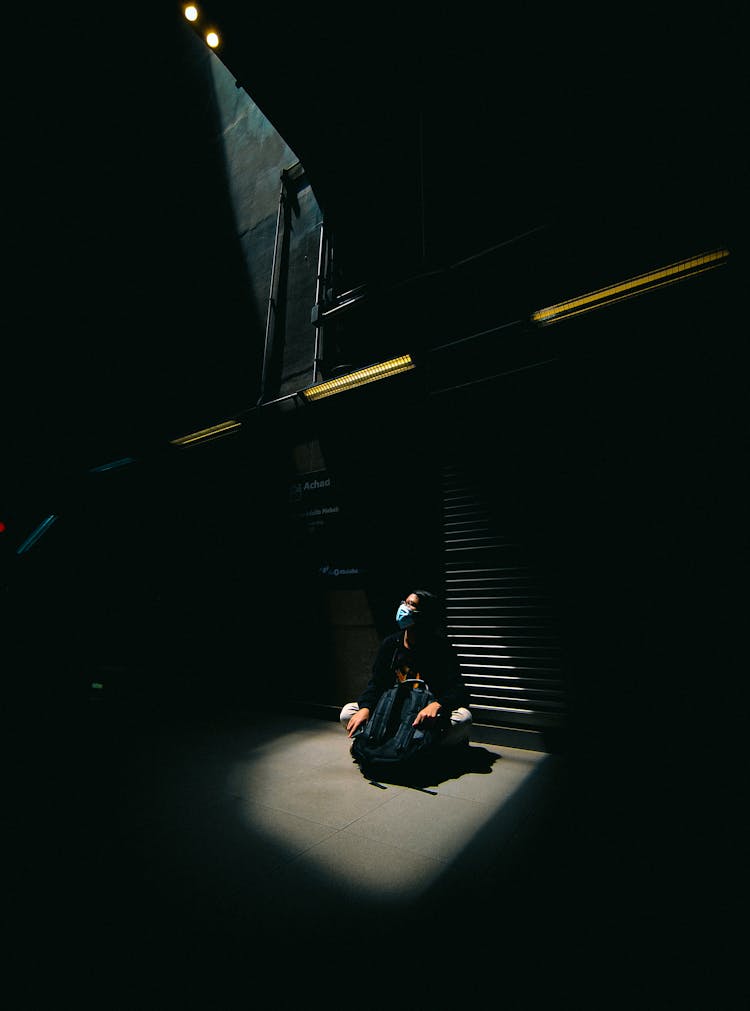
[396,603,416,629]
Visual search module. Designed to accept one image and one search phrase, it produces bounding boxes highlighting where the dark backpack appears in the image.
[350,679,447,784]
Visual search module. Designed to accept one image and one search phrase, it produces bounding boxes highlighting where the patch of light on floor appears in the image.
[226,721,549,902]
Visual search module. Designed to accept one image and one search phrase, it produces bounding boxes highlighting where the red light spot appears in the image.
[0,522,6,533]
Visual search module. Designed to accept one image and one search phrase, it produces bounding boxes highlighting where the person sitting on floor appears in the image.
[339,588,472,747]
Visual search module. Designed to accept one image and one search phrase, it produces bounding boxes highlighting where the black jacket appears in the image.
[357,630,470,714]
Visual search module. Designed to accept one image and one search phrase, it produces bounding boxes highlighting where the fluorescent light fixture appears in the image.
[301,355,415,402]
[89,457,136,474]
[16,514,58,555]
[532,248,730,326]
[170,420,242,447]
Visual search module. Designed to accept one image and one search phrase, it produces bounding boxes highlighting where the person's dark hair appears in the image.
[411,588,439,629]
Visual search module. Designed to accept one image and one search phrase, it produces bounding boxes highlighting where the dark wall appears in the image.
[305,241,739,745]
[3,12,328,715]
[3,9,740,746]
[4,13,267,475]
[7,424,311,706]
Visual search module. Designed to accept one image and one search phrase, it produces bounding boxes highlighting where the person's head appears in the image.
[396,588,439,631]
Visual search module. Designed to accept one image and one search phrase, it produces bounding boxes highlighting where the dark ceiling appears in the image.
[194,3,742,278]
[1,3,743,538]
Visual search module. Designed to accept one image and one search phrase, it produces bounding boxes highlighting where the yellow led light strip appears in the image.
[301,355,415,402]
[170,420,242,447]
[532,248,730,325]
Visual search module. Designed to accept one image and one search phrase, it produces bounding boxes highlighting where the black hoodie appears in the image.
[357,629,470,714]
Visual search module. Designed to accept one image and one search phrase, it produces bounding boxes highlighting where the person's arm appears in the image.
[412,638,468,726]
[412,699,443,726]
[347,637,396,737]
[346,706,370,737]
[431,637,470,713]
[357,636,396,711]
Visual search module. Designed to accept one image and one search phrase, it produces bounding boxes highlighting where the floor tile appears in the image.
[343,788,500,864]
[273,828,448,905]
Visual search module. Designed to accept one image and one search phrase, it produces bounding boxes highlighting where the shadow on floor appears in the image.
[351,741,502,791]
[7,697,724,1007]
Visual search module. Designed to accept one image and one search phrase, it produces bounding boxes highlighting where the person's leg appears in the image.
[442,706,472,747]
[343,700,471,744]
[340,701,359,732]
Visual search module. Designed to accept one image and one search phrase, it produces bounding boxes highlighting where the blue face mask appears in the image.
[396,603,416,629]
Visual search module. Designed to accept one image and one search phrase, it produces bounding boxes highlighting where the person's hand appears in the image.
[413,701,442,726]
[346,707,371,738]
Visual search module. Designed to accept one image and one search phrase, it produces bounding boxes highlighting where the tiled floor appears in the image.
[118,710,567,915]
[13,702,724,1006]
[38,707,571,992]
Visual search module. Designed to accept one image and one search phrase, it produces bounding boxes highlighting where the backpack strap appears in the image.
[359,641,431,748]
[389,634,403,677]
[391,680,438,754]
[361,684,400,745]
